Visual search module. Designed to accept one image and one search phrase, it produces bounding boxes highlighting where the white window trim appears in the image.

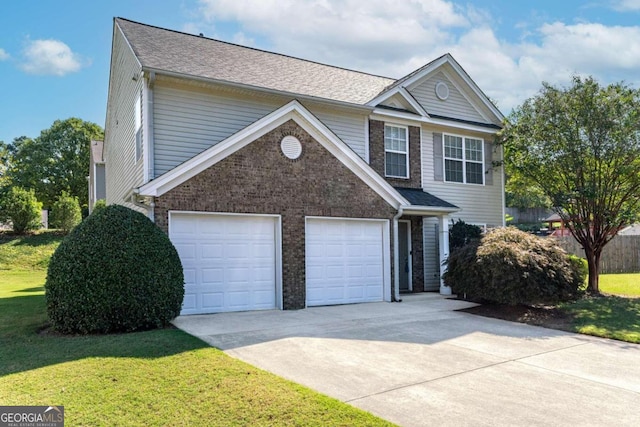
[384,123,410,179]
[443,133,484,185]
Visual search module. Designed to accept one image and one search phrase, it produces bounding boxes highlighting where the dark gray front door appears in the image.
[399,221,411,292]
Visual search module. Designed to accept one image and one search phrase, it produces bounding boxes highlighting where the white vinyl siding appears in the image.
[104,27,145,212]
[408,71,486,123]
[421,126,503,227]
[384,125,408,178]
[153,83,368,177]
[444,134,484,185]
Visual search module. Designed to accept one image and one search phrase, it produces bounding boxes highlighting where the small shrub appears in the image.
[92,199,107,214]
[444,227,584,305]
[0,186,42,234]
[567,254,588,287]
[50,191,82,233]
[449,219,482,249]
[45,205,184,334]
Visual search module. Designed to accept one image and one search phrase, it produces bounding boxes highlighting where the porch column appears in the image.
[438,215,451,295]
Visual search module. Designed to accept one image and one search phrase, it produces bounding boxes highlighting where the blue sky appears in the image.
[2,0,639,144]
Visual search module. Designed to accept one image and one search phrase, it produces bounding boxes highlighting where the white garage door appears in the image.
[170,213,277,315]
[306,218,386,306]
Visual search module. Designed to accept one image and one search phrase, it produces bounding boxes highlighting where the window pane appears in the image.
[466,161,484,184]
[386,152,407,177]
[444,135,462,159]
[465,138,483,162]
[445,159,463,182]
[384,125,407,153]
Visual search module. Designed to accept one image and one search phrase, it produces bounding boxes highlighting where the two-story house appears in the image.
[99,18,504,315]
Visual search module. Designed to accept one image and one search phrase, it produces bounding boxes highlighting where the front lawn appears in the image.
[0,233,393,426]
[599,273,640,297]
[563,295,640,343]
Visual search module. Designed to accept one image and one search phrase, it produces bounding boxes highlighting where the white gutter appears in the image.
[392,205,405,302]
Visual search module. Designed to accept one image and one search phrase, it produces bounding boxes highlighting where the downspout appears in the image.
[146,71,155,181]
[393,205,404,302]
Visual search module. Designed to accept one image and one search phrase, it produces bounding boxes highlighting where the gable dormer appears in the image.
[368,54,503,129]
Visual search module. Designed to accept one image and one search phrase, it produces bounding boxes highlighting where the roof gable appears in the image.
[115,18,394,105]
[368,54,503,126]
[137,100,408,208]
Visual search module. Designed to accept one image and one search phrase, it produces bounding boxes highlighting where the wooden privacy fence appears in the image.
[555,235,640,274]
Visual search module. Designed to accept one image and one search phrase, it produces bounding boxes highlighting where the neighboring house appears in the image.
[88,139,106,213]
[103,18,505,315]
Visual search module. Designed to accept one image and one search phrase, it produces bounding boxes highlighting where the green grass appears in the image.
[563,296,640,343]
[0,230,63,270]
[599,273,640,297]
[0,234,394,426]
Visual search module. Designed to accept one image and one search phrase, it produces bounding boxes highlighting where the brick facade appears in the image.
[154,120,397,309]
[369,119,421,188]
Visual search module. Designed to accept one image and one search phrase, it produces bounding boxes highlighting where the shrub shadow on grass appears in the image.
[13,286,45,293]
[0,231,65,247]
[0,294,209,377]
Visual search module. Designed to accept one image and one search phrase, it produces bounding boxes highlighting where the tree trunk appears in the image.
[585,249,601,294]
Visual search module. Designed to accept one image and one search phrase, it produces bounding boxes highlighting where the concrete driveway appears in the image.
[173,294,640,426]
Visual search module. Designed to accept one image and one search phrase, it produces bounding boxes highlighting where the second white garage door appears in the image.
[306,218,387,306]
[170,213,278,315]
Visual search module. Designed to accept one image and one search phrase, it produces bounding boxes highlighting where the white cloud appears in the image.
[20,39,84,76]
[192,0,640,112]
[611,0,640,11]
[0,48,9,61]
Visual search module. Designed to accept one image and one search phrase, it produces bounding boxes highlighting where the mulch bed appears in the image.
[458,302,575,332]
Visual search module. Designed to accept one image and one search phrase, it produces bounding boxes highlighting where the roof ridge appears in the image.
[115,17,396,82]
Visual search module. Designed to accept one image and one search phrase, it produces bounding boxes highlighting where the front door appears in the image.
[398,220,412,292]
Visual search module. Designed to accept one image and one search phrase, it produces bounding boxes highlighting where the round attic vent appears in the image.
[435,81,450,100]
[280,135,302,160]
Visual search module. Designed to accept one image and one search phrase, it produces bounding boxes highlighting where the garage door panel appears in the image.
[202,293,224,309]
[306,218,385,307]
[171,213,277,315]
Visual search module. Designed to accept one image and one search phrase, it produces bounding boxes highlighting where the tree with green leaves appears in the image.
[50,191,82,233]
[0,186,43,234]
[5,118,104,209]
[500,76,640,293]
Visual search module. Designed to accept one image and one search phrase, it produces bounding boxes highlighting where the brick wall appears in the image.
[369,119,421,188]
[155,119,397,309]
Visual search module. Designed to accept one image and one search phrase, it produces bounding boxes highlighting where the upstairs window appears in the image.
[384,125,408,178]
[444,134,484,185]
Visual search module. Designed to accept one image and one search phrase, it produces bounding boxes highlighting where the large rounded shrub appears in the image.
[45,205,184,334]
[444,227,585,305]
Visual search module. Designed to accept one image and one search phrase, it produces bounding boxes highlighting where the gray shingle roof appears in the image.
[116,18,396,105]
[395,187,458,209]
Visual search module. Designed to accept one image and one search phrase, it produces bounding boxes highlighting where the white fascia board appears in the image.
[367,86,430,118]
[138,100,409,208]
[397,87,430,117]
[401,205,460,216]
[371,109,499,134]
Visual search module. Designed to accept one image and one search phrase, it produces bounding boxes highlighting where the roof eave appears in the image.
[143,66,375,112]
[401,205,460,215]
